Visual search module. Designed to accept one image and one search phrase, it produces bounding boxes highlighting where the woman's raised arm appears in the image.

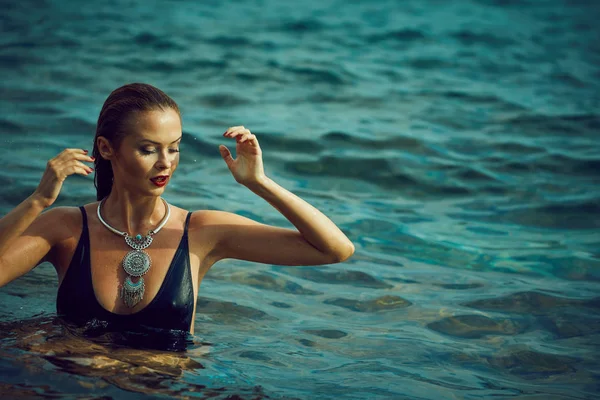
[194,126,354,266]
[0,148,94,287]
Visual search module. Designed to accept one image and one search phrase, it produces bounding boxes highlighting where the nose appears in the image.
[155,149,173,170]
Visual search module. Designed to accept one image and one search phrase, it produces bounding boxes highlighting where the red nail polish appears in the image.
[91,156,96,161]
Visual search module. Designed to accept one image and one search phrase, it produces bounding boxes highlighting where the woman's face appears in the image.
[108,108,182,196]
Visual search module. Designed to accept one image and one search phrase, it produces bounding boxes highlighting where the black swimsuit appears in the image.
[56,206,195,334]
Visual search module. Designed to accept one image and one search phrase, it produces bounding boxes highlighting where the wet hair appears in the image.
[93,83,180,201]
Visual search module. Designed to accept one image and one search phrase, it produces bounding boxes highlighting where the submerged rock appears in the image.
[538,313,600,339]
[324,295,412,312]
[433,283,484,290]
[196,298,275,323]
[427,314,527,338]
[276,267,393,289]
[488,349,578,379]
[229,272,321,295]
[238,351,271,361]
[464,291,596,315]
[297,339,317,347]
[304,329,348,339]
[270,301,293,309]
[464,291,600,339]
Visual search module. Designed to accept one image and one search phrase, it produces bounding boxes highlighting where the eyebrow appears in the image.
[138,136,183,145]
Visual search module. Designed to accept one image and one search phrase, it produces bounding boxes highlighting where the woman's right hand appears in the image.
[31,148,95,209]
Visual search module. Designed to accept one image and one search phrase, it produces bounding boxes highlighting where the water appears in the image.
[1,0,599,398]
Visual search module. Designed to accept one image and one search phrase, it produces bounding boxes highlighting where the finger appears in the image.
[223,126,245,136]
[66,153,95,163]
[65,160,94,174]
[234,129,252,141]
[69,167,93,176]
[227,128,249,138]
[219,145,234,168]
[77,154,96,163]
[62,148,90,156]
[239,133,255,143]
[63,164,93,177]
[56,149,93,163]
[230,128,249,138]
[248,134,260,148]
[53,156,94,172]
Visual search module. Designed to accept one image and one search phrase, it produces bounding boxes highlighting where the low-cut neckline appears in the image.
[83,206,188,317]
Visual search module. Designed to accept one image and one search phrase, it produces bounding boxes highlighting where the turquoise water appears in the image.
[1,0,599,398]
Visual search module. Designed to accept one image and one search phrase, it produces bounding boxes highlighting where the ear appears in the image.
[96,136,116,160]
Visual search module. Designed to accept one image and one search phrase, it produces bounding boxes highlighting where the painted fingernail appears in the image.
[83,150,89,153]
[90,156,96,161]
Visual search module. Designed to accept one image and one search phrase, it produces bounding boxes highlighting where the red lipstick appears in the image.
[150,175,169,187]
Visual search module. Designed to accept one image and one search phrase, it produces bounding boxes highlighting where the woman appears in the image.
[0,83,354,336]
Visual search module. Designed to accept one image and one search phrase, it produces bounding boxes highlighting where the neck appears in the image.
[100,190,166,236]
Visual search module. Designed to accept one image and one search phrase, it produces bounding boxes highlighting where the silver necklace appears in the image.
[96,198,171,308]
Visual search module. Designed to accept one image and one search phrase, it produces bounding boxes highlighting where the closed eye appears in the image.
[140,148,180,155]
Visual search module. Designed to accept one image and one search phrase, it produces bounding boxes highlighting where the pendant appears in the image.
[120,276,145,308]
[121,235,153,307]
[125,234,153,251]
[122,250,151,277]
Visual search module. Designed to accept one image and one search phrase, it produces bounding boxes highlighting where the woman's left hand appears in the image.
[219,126,266,187]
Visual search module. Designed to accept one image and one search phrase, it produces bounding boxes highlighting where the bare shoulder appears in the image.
[181,209,233,268]
[35,205,84,238]
[24,205,86,270]
[188,209,258,229]
[186,210,228,244]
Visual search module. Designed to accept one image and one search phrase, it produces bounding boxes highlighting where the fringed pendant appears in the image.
[120,249,151,308]
[120,276,145,308]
